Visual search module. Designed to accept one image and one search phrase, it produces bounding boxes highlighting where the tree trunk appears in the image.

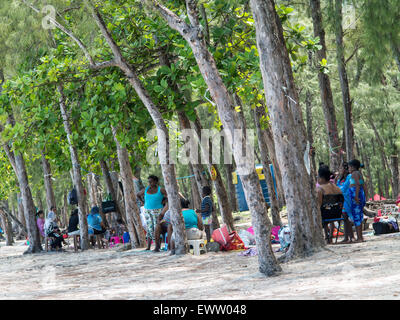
[110,171,127,223]
[3,205,27,237]
[367,118,393,198]
[377,169,383,198]
[41,149,57,213]
[111,125,146,248]
[263,126,285,208]
[17,193,25,225]
[309,0,341,171]
[254,106,282,227]
[189,164,202,209]
[15,153,42,253]
[58,83,90,250]
[36,190,44,213]
[158,41,226,231]
[225,163,238,212]
[154,0,281,275]
[87,172,108,228]
[100,159,126,224]
[1,114,41,253]
[305,90,317,175]
[133,165,145,193]
[359,141,374,200]
[0,201,14,246]
[63,192,69,229]
[334,0,354,162]
[179,111,232,231]
[84,1,188,254]
[250,0,325,261]
[390,155,399,198]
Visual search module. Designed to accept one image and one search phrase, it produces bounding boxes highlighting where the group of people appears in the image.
[34,174,214,253]
[36,205,109,251]
[316,159,367,244]
[136,175,214,254]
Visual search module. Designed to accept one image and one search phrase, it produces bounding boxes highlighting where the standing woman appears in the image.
[137,175,168,250]
[348,159,367,243]
[336,162,354,243]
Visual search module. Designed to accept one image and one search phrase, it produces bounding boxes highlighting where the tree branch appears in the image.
[147,0,193,37]
[22,0,115,71]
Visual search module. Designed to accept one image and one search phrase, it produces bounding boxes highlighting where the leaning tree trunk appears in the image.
[84,1,188,254]
[254,106,282,227]
[334,0,355,162]
[250,0,325,261]
[111,126,146,248]
[41,149,57,213]
[3,146,27,232]
[58,83,90,250]
[3,206,27,237]
[153,0,281,275]
[310,0,341,171]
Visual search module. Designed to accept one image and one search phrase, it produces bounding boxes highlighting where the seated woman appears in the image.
[44,211,66,251]
[154,193,187,252]
[166,199,204,255]
[67,208,80,236]
[87,206,109,247]
[316,165,344,244]
[87,206,106,234]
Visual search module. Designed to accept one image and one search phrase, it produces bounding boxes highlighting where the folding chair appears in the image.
[321,194,345,244]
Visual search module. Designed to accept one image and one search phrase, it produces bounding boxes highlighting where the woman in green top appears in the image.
[168,199,204,255]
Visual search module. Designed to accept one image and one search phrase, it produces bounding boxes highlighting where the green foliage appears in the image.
[0,0,398,206]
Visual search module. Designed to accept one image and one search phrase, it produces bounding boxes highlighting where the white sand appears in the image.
[1,230,400,300]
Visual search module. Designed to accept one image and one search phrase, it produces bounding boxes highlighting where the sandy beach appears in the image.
[1,228,400,300]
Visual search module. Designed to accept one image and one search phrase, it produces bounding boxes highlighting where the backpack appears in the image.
[68,188,78,205]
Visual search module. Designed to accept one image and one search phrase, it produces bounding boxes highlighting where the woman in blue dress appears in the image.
[335,162,354,243]
[348,159,367,243]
